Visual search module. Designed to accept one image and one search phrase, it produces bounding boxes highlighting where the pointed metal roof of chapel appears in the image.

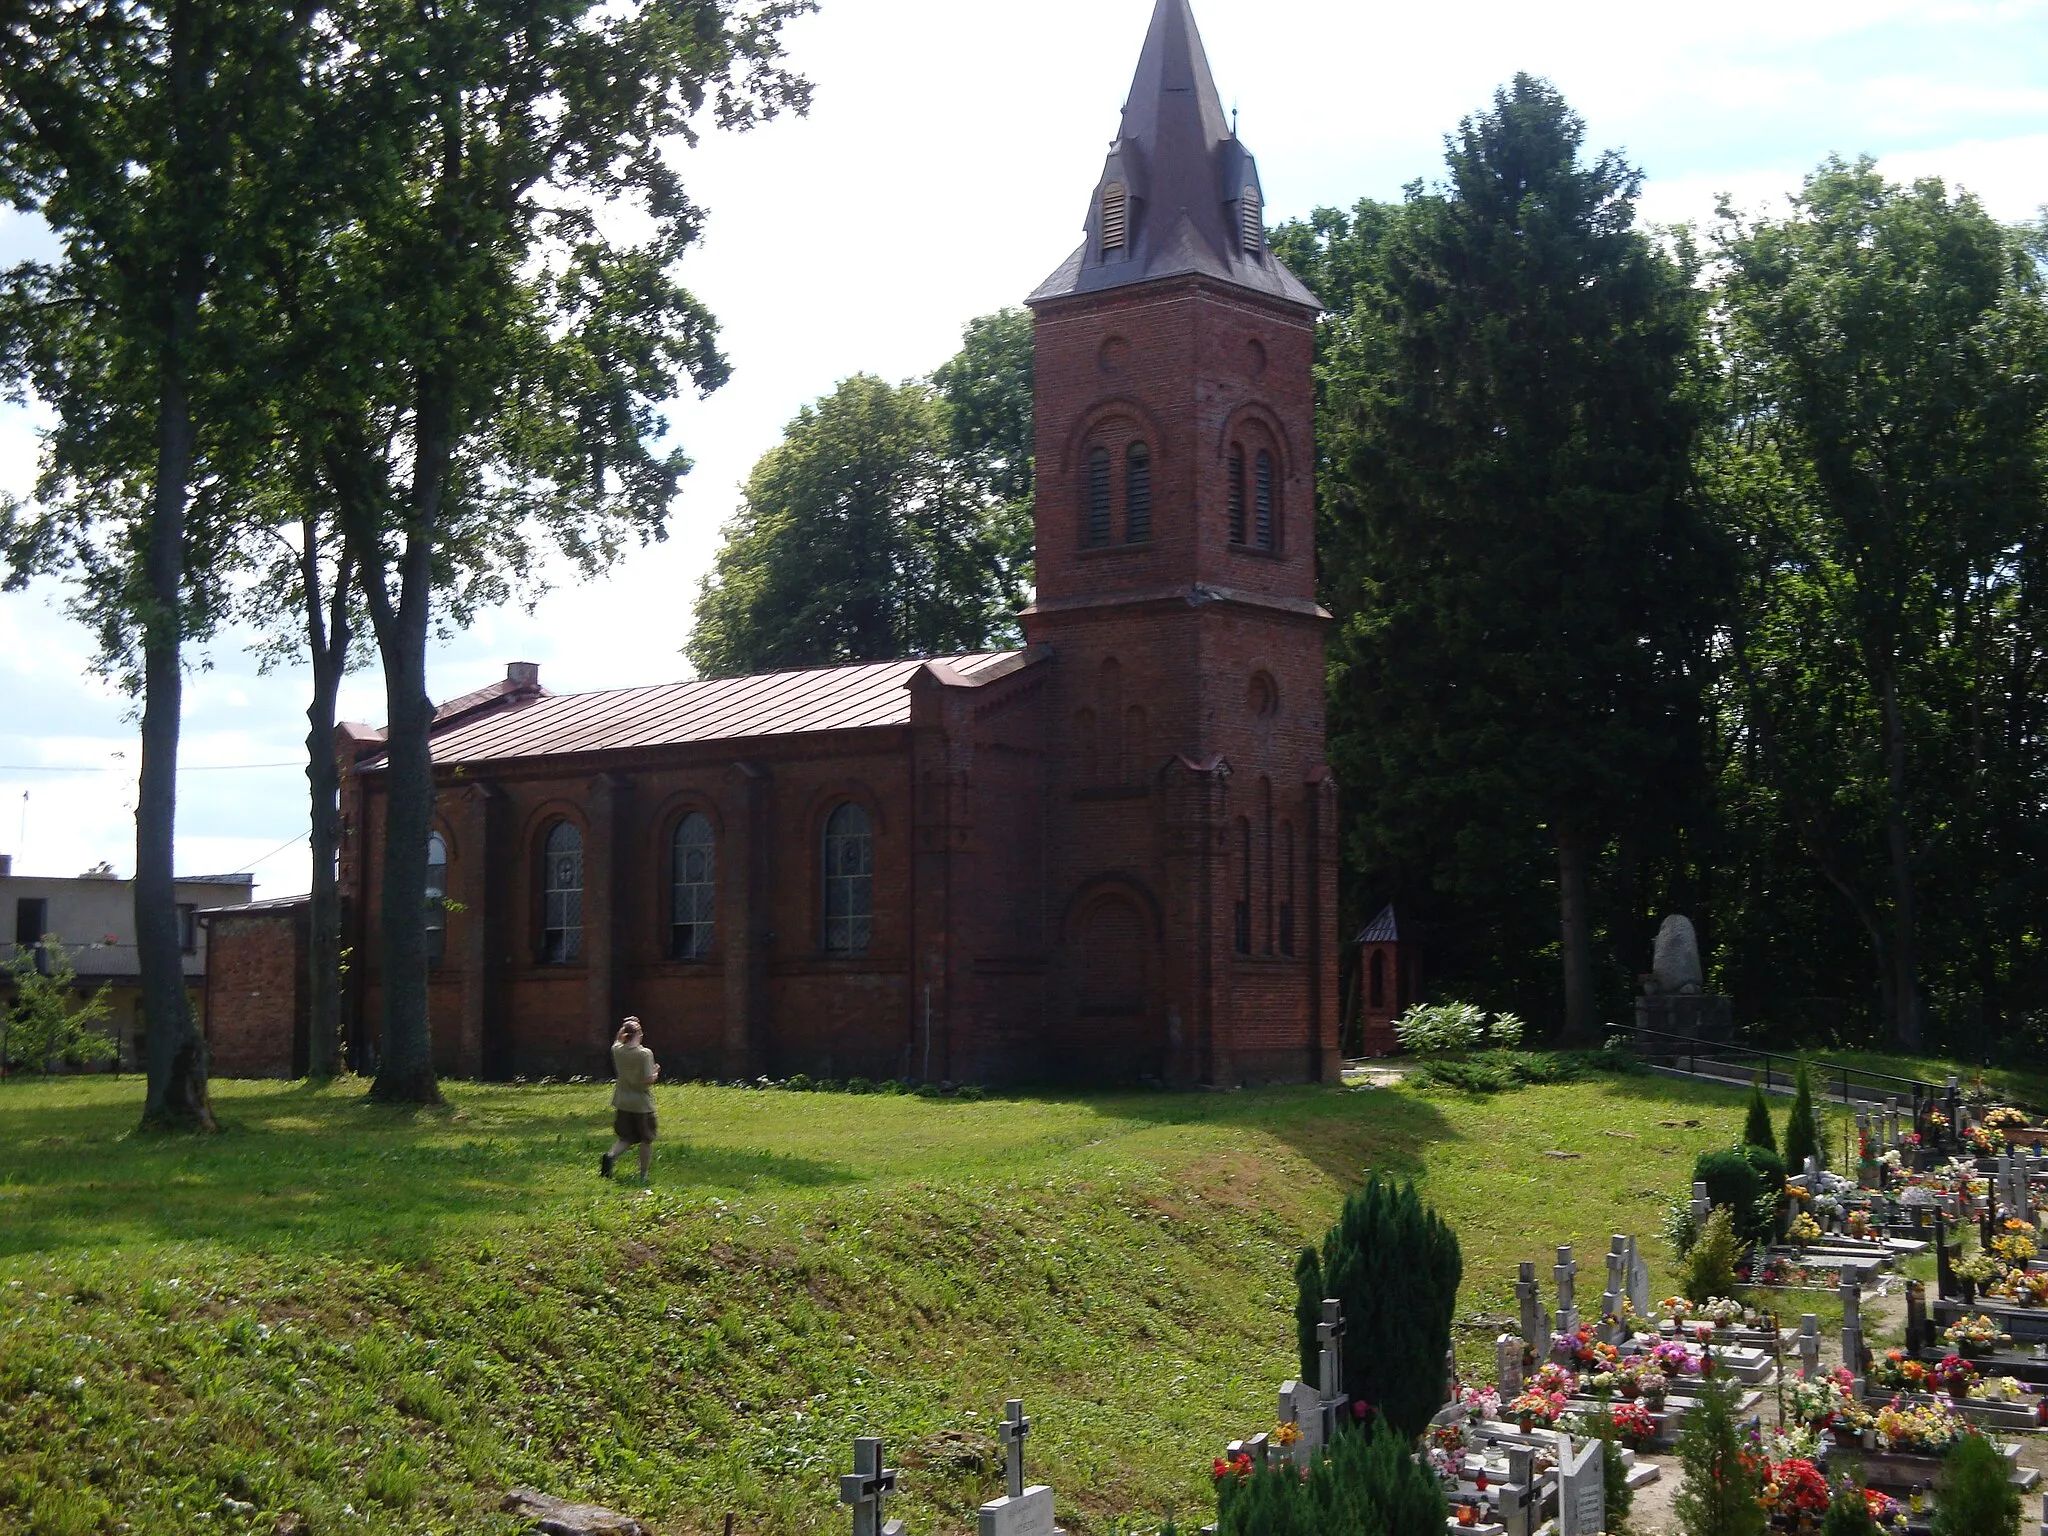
[1028,0,1319,311]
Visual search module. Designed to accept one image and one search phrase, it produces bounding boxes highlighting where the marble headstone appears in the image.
[1556,1434,1606,1536]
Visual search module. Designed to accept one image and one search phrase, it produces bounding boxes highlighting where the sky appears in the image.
[1,0,2045,896]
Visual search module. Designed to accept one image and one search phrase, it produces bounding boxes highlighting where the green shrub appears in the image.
[1740,1144,1787,1238]
[1488,1011,1525,1048]
[1692,1149,1767,1241]
[1785,1063,1822,1171]
[1932,1431,2020,1536]
[2,941,116,1073]
[1819,1477,1878,1536]
[1392,1002,1487,1054]
[1683,1208,1743,1306]
[1215,1420,1445,1536]
[845,1077,875,1094]
[784,1073,815,1093]
[1583,1406,1636,1534]
[1743,1076,1777,1154]
[1413,1056,1514,1093]
[1304,1177,1461,1440]
[1412,1050,1583,1094]
[1673,1372,1766,1536]
[954,1084,987,1101]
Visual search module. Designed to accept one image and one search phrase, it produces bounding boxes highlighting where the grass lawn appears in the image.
[0,1069,1764,1536]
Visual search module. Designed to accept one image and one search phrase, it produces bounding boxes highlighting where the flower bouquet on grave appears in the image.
[1614,1357,1668,1407]
[1872,1396,1969,1454]
[1272,1419,1303,1447]
[1507,1389,1567,1432]
[1986,1105,2031,1134]
[1649,1339,1702,1379]
[1966,1124,2005,1156]
[1944,1313,2011,1355]
[1926,1353,1980,1398]
[2010,1270,2048,1307]
[1956,1251,2005,1291]
[1763,1424,1822,1462]
[1428,1422,1469,1457]
[1759,1457,1830,1529]
[1787,1211,1825,1244]
[1457,1386,1500,1424]
[1530,1362,1577,1396]
[1862,1489,1909,1532]
[1868,1349,1929,1394]
[1212,1451,1256,1484]
[1604,1398,1658,1450]
[1848,1208,1875,1239]
[1991,1222,2038,1266]
[1659,1295,1695,1325]
[1785,1373,1856,1430]
[1975,1374,2031,1405]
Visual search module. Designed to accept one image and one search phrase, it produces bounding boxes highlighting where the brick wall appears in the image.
[203,907,305,1078]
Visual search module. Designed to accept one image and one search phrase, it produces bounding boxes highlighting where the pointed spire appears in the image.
[1029,0,1317,310]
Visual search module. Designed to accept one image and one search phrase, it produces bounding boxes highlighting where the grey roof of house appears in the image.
[1027,0,1319,312]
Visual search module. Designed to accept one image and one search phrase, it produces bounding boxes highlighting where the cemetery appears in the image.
[9,1059,2048,1534]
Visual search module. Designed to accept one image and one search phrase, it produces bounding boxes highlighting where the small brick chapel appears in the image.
[206,0,1342,1088]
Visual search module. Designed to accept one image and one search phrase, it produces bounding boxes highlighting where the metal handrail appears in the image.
[1623,1025,2014,1120]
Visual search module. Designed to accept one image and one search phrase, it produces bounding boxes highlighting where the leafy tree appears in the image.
[2,942,115,1073]
[1743,1075,1777,1153]
[1304,1176,1461,1439]
[1709,159,2048,1050]
[1932,1430,2020,1536]
[1673,1371,1766,1536]
[1315,75,1725,1041]
[281,0,810,1101]
[931,307,1035,609]
[687,372,1016,677]
[0,0,316,1129]
[1784,1062,1822,1171]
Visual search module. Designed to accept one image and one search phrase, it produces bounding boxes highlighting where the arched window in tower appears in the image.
[1227,446,1247,545]
[425,831,448,967]
[1254,449,1276,549]
[1125,442,1151,542]
[823,802,873,956]
[1240,185,1263,253]
[540,820,583,964]
[1085,447,1112,547]
[671,812,716,959]
[1101,181,1128,253]
[1234,817,1253,955]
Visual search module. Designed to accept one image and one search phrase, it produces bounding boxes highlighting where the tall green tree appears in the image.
[1709,160,2048,1050]
[687,371,1015,677]
[931,306,1035,609]
[1317,76,1724,1040]
[278,0,810,1102]
[0,0,314,1128]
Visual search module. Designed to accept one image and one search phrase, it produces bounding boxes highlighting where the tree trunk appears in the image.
[1877,670,1924,1051]
[303,520,350,1079]
[137,0,212,1132]
[1556,819,1597,1046]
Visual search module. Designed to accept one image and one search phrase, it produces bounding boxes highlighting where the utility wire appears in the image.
[0,761,302,773]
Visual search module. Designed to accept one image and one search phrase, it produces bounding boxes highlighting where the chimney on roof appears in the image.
[0,854,11,876]
[507,662,540,689]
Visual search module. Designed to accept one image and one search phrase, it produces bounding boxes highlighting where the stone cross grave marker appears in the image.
[1886,1096,1900,1152]
[1602,1236,1627,1333]
[1797,1315,1820,1380]
[1500,1446,1536,1536]
[1496,1333,1525,1399]
[1691,1180,1710,1228]
[1627,1238,1651,1317]
[1316,1299,1349,1441]
[979,1404,1058,1536]
[1556,1434,1605,1536]
[1516,1262,1549,1350]
[1803,1154,1820,1182]
[840,1438,904,1536]
[1276,1379,1323,1466]
[1554,1246,1580,1337]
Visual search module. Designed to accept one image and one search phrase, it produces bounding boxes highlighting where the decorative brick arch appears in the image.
[1055,394,1169,475]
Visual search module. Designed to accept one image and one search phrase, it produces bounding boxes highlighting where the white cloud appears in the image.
[1,0,2044,897]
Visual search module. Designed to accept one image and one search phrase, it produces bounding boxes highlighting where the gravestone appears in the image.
[1627,1238,1651,1317]
[1839,1266,1866,1388]
[1556,1434,1605,1536]
[1500,1447,1536,1536]
[1797,1315,1820,1380]
[1516,1262,1549,1349]
[1277,1379,1323,1466]
[1651,916,1704,994]
[1315,1299,1349,1441]
[1637,915,1732,1042]
[1554,1246,1580,1337]
[840,1438,904,1536]
[1496,1334,1525,1399]
[978,1403,1058,1536]
[1602,1236,1628,1332]
[1691,1181,1711,1229]
[1887,1096,1900,1152]
[1905,1281,1928,1357]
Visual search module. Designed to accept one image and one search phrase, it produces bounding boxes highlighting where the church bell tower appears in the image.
[1022,0,1338,1086]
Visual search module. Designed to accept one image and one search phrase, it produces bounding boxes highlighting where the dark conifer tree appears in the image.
[1744,1075,1778,1154]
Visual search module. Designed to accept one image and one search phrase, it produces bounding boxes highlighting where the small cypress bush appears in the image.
[1673,1372,1766,1536]
[1784,1062,1823,1171]
[1215,1421,1444,1536]
[1683,1208,1743,1306]
[1304,1176,1462,1440]
[1743,1075,1777,1154]
[1818,1478,1877,1536]
[1931,1431,2020,1536]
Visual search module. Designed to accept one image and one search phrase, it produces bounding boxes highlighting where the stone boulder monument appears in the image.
[1634,914,1732,1046]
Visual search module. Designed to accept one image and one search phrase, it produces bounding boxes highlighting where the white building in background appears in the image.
[0,853,253,1069]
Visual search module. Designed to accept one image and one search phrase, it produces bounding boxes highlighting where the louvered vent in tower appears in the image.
[1240,186,1262,253]
[1101,182,1128,252]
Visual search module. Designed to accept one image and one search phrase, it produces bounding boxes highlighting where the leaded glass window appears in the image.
[671,812,715,959]
[823,802,873,956]
[541,821,583,964]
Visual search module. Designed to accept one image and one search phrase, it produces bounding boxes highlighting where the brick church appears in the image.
[213,0,1340,1088]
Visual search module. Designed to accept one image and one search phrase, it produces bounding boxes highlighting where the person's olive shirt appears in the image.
[611,1041,657,1114]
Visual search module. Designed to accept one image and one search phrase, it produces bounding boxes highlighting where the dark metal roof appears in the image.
[1028,0,1318,312]
[362,652,1028,770]
[1355,905,1400,944]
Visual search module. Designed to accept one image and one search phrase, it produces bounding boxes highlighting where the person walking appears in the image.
[602,1016,660,1184]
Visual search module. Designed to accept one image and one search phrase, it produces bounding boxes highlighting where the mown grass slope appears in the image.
[0,1071,1755,1536]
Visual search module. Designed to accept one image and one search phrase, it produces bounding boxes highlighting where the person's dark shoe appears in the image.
[600,1151,616,1180]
